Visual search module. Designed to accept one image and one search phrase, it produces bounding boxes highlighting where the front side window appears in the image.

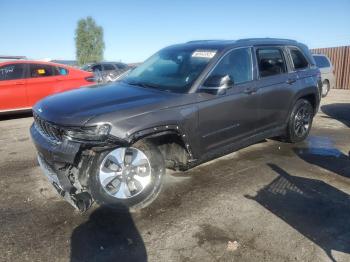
[290,48,309,70]
[29,64,55,78]
[92,64,103,71]
[123,48,217,93]
[257,48,287,77]
[0,64,25,81]
[103,64,115,70]
[205,47,253,85]
[57,67,69,75]
[313,55,331,68]
[115,63,127,70]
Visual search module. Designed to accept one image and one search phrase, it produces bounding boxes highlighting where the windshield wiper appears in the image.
[126,81,161,90]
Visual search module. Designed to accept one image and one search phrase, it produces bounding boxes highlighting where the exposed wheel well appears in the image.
[135,133,190,171]
[300,94,317,113]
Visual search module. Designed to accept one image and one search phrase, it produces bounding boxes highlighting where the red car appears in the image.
[0,61,95,113]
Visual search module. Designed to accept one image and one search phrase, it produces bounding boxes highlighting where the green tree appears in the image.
[75,16,105,66]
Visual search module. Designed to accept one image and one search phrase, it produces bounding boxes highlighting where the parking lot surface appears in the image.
[0,90,349,262]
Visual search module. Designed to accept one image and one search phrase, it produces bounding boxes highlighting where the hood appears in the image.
[33,82,180,126]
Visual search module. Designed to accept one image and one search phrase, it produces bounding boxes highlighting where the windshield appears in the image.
[123,48,217,93]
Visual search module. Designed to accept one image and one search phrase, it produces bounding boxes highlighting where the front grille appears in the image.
[34,114,63,143]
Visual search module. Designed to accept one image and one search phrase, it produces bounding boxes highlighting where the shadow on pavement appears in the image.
[246,163,350,262]
[295,146,350,179]
[0,111,32,121]
[70,207,147,262]
[321,103,350,127]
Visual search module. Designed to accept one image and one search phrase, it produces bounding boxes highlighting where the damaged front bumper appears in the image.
[31,123,94,211]
[37,154,92,211]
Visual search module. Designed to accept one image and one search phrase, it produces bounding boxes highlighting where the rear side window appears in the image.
[290,48,309,70]
[29,64,55,78]
[257,48,287,77]
[313,55,331,68]
[103,64,116,70]
[0,64,25,81]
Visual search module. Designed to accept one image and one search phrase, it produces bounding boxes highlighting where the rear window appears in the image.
[313,55,331,68]
[290,48,309,70]
[0,64,25,81]
[256,48,287,77]
[29,64,55,78]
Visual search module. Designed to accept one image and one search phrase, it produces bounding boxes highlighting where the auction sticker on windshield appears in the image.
[192,50,217,58]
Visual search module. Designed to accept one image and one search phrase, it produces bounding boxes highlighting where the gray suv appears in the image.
[30,38,321,211]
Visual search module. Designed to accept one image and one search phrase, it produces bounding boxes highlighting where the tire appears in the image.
[321,80,330,97]
[88,140,165,211]
[285,99,314,143]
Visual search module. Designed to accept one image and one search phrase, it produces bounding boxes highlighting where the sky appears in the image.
[0,0,349,63]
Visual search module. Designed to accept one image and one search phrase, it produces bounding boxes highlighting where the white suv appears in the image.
[313,54,335,97]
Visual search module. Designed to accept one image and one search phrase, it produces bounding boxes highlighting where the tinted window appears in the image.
[206,48,252,85]
[290,48,309,70]
[257,48,287,77]
[0,64,25,81]
[103,64,115,70]
[115,63,127,69]
[57,67,69,75]
[313,55,331,68]
[92,64,102,71]
[29,64,55,78]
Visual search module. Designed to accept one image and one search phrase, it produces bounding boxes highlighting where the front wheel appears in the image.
[89,140,165,211]
[285,99,314,143]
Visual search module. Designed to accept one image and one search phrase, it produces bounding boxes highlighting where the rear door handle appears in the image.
[15,81,25,85]
[286,78,297,85]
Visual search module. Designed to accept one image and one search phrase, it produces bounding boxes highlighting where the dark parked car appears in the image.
[31,38,321,211]
[81,62,130,83]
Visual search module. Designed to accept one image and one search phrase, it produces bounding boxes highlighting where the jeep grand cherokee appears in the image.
[30,38,321,211]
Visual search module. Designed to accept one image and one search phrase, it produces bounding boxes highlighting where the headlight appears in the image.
[64,124,111,141]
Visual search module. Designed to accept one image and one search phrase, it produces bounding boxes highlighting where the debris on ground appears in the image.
[226,240,239,251]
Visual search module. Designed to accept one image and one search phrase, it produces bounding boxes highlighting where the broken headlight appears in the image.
[64,124,111,141]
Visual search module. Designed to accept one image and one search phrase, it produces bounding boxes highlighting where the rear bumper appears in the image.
[30,123,80,164]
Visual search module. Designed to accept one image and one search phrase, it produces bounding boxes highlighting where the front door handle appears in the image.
[15,81,25,85]
[286,78,297,85]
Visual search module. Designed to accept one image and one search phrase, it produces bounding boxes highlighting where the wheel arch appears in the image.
[127,125,194,170]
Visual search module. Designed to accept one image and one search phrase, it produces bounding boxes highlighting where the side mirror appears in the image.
[201,75,234,94]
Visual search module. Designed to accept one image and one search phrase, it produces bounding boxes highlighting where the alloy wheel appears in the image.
[98,147,152,199]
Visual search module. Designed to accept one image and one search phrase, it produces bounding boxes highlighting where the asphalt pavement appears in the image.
[0,90,349,262]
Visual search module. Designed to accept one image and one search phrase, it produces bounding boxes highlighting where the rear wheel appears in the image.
[285,99,314,143]
[89,140,165,211]
[322,80,330,97]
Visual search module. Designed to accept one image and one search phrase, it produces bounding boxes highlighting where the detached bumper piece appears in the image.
[37,155,92,211]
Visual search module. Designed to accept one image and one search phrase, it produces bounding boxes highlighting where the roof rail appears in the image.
[186,40,227,43]
[236,38,297,43]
